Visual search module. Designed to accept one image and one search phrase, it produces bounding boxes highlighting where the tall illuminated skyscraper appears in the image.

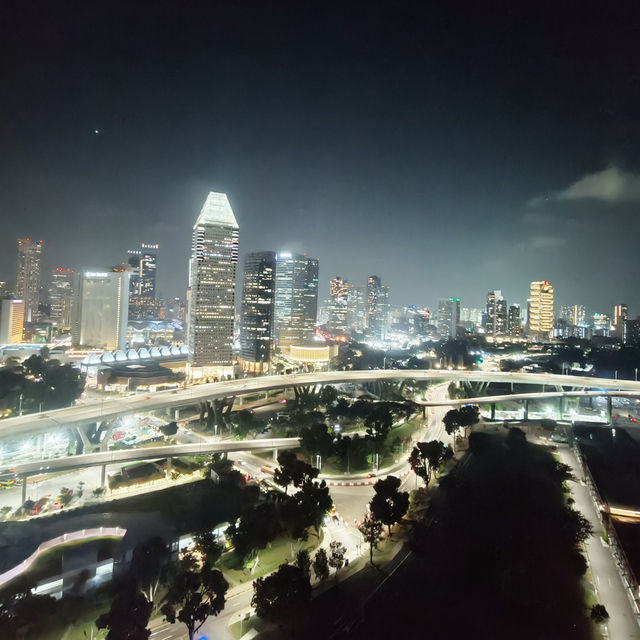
[49,268,75,330]
[273,253,319,346]
[187,193,239,380]
[613,304,628,341]
[437,297,460,339]
[239,251,276,373]
[560,304,586,327]
[485,290,507,339]
[366,275,390,340]
[127,243,159,320]
[527,280,554,340]
[16,238,42,322]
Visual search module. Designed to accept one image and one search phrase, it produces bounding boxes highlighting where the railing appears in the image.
[573,443,640,623]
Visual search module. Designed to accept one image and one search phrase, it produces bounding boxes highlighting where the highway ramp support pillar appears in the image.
[272,448,279,462]
[166,458,172,479]
[21,476,28,503]
[490,403,495,421]
[523,399,529,421]
[174,408,180,420]
[606,396,613,423]
[100,464,107,488]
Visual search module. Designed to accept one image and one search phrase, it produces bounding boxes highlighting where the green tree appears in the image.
[369,475,409,535]
[97,588,152,640]
[365,405,393,452]
[226,502,279,560]
[359,513,383,565]
[408,441,450,486]
[129,537,170,605]
[160,422,178,437]
[161,552,228,640]
[292,478,333,535]
[319,385,339,407]
[300,422,334,460]
[312,548,329,582]
[328,541,346,574]
[274,450,319,494]
[251,563,311,622]
[590,604,609,623]
[295,549,311,578]
[192,531,223,567]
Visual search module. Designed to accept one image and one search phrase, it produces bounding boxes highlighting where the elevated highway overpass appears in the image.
[3,370,640,440]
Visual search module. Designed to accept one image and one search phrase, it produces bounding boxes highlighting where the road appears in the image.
[557,445,640,639]
[3,369,640,441]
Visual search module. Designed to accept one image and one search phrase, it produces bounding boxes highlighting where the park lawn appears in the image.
[220,530,322,587]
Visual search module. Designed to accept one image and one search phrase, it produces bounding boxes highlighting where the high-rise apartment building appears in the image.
[16,238,42,323]
[560,304,586,327]
[0,299,25,344]
[127,243,159,320]
[527,280,554,340]
[437,297,460,339]
[508,304,522,338]
[187,193,239,379]
[239,251,276,373]
[49,268,75,330]
[273,253,319,347]
[485,290,507,339]
[592,312,610,337]
[613,304,628,341]
[71,268,130,350]
[327,277,350,333]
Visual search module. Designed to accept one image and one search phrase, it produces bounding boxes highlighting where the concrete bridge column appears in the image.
[490,403,496,421]
[21,476,28,503]
[101,464,107,488]
[165,458,172,479]
[606,396,613,423]
[523,399,529,421]
[174,408,180,420]
[558,397,564,420]
[272,448,279,462]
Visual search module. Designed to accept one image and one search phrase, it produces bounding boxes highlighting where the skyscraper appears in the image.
[187,192,239,380]
[273,253,319,347]
[613,304,628,341]
[49,268,75,330]
[508,304,522,339]
[127,243,159,320]
[366,276,389,340]
[346,285,367,332]
[437,297,460,339]
[527,280,554,340]
[327,276,350,333]
[0,299,25,344]
[485,290,507,339]
[560,304,586,327]
[239,251,276,373]
[16,238,42,323]
[71,268,130,350]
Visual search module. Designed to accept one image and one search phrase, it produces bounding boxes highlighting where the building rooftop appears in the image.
[195,192,238,229]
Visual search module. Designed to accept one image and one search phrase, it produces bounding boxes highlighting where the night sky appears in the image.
[2,1,640,314]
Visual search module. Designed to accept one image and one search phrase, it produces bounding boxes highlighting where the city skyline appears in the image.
[2,4,640,313]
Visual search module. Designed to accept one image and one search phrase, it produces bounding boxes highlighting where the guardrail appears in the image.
[573,443,640,624]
